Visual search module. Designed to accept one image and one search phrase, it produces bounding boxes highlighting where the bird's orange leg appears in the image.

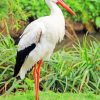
[33,64,38,100]
[33,59,43,100]
[37,59,43,98]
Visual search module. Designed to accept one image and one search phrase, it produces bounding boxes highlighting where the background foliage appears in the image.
[0,0,100,27]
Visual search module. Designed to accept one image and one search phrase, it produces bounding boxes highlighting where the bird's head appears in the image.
[48,0,76,15]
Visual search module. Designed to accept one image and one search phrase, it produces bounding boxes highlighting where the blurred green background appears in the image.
[0,0,100,100]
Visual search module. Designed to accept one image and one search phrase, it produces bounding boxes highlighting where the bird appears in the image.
[13,0,76,100]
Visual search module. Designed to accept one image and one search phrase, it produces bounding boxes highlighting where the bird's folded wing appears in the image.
[14,25,43,77]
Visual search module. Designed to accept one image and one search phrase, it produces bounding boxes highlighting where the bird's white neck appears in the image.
[45,0,63,16]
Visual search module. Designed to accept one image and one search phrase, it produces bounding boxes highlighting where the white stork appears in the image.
[13,0,76,100]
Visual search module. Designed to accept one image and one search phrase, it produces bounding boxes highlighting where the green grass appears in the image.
[40,36,100,93]
[0,91,100,100]
[0,34,100,95]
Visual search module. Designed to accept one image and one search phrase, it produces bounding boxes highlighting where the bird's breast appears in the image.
[43,18,65,44]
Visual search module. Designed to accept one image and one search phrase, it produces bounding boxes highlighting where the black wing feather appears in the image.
[13,43,36,77]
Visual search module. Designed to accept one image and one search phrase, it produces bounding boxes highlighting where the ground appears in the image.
[0,91,100,100]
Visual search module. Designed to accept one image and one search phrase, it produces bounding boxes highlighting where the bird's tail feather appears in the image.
[18,64,34,79]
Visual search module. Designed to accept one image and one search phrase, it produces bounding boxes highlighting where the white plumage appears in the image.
[15,0,65,79]
[14,0,75,80]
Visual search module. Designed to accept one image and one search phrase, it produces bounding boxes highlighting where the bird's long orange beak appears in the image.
[57,0,76,16]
